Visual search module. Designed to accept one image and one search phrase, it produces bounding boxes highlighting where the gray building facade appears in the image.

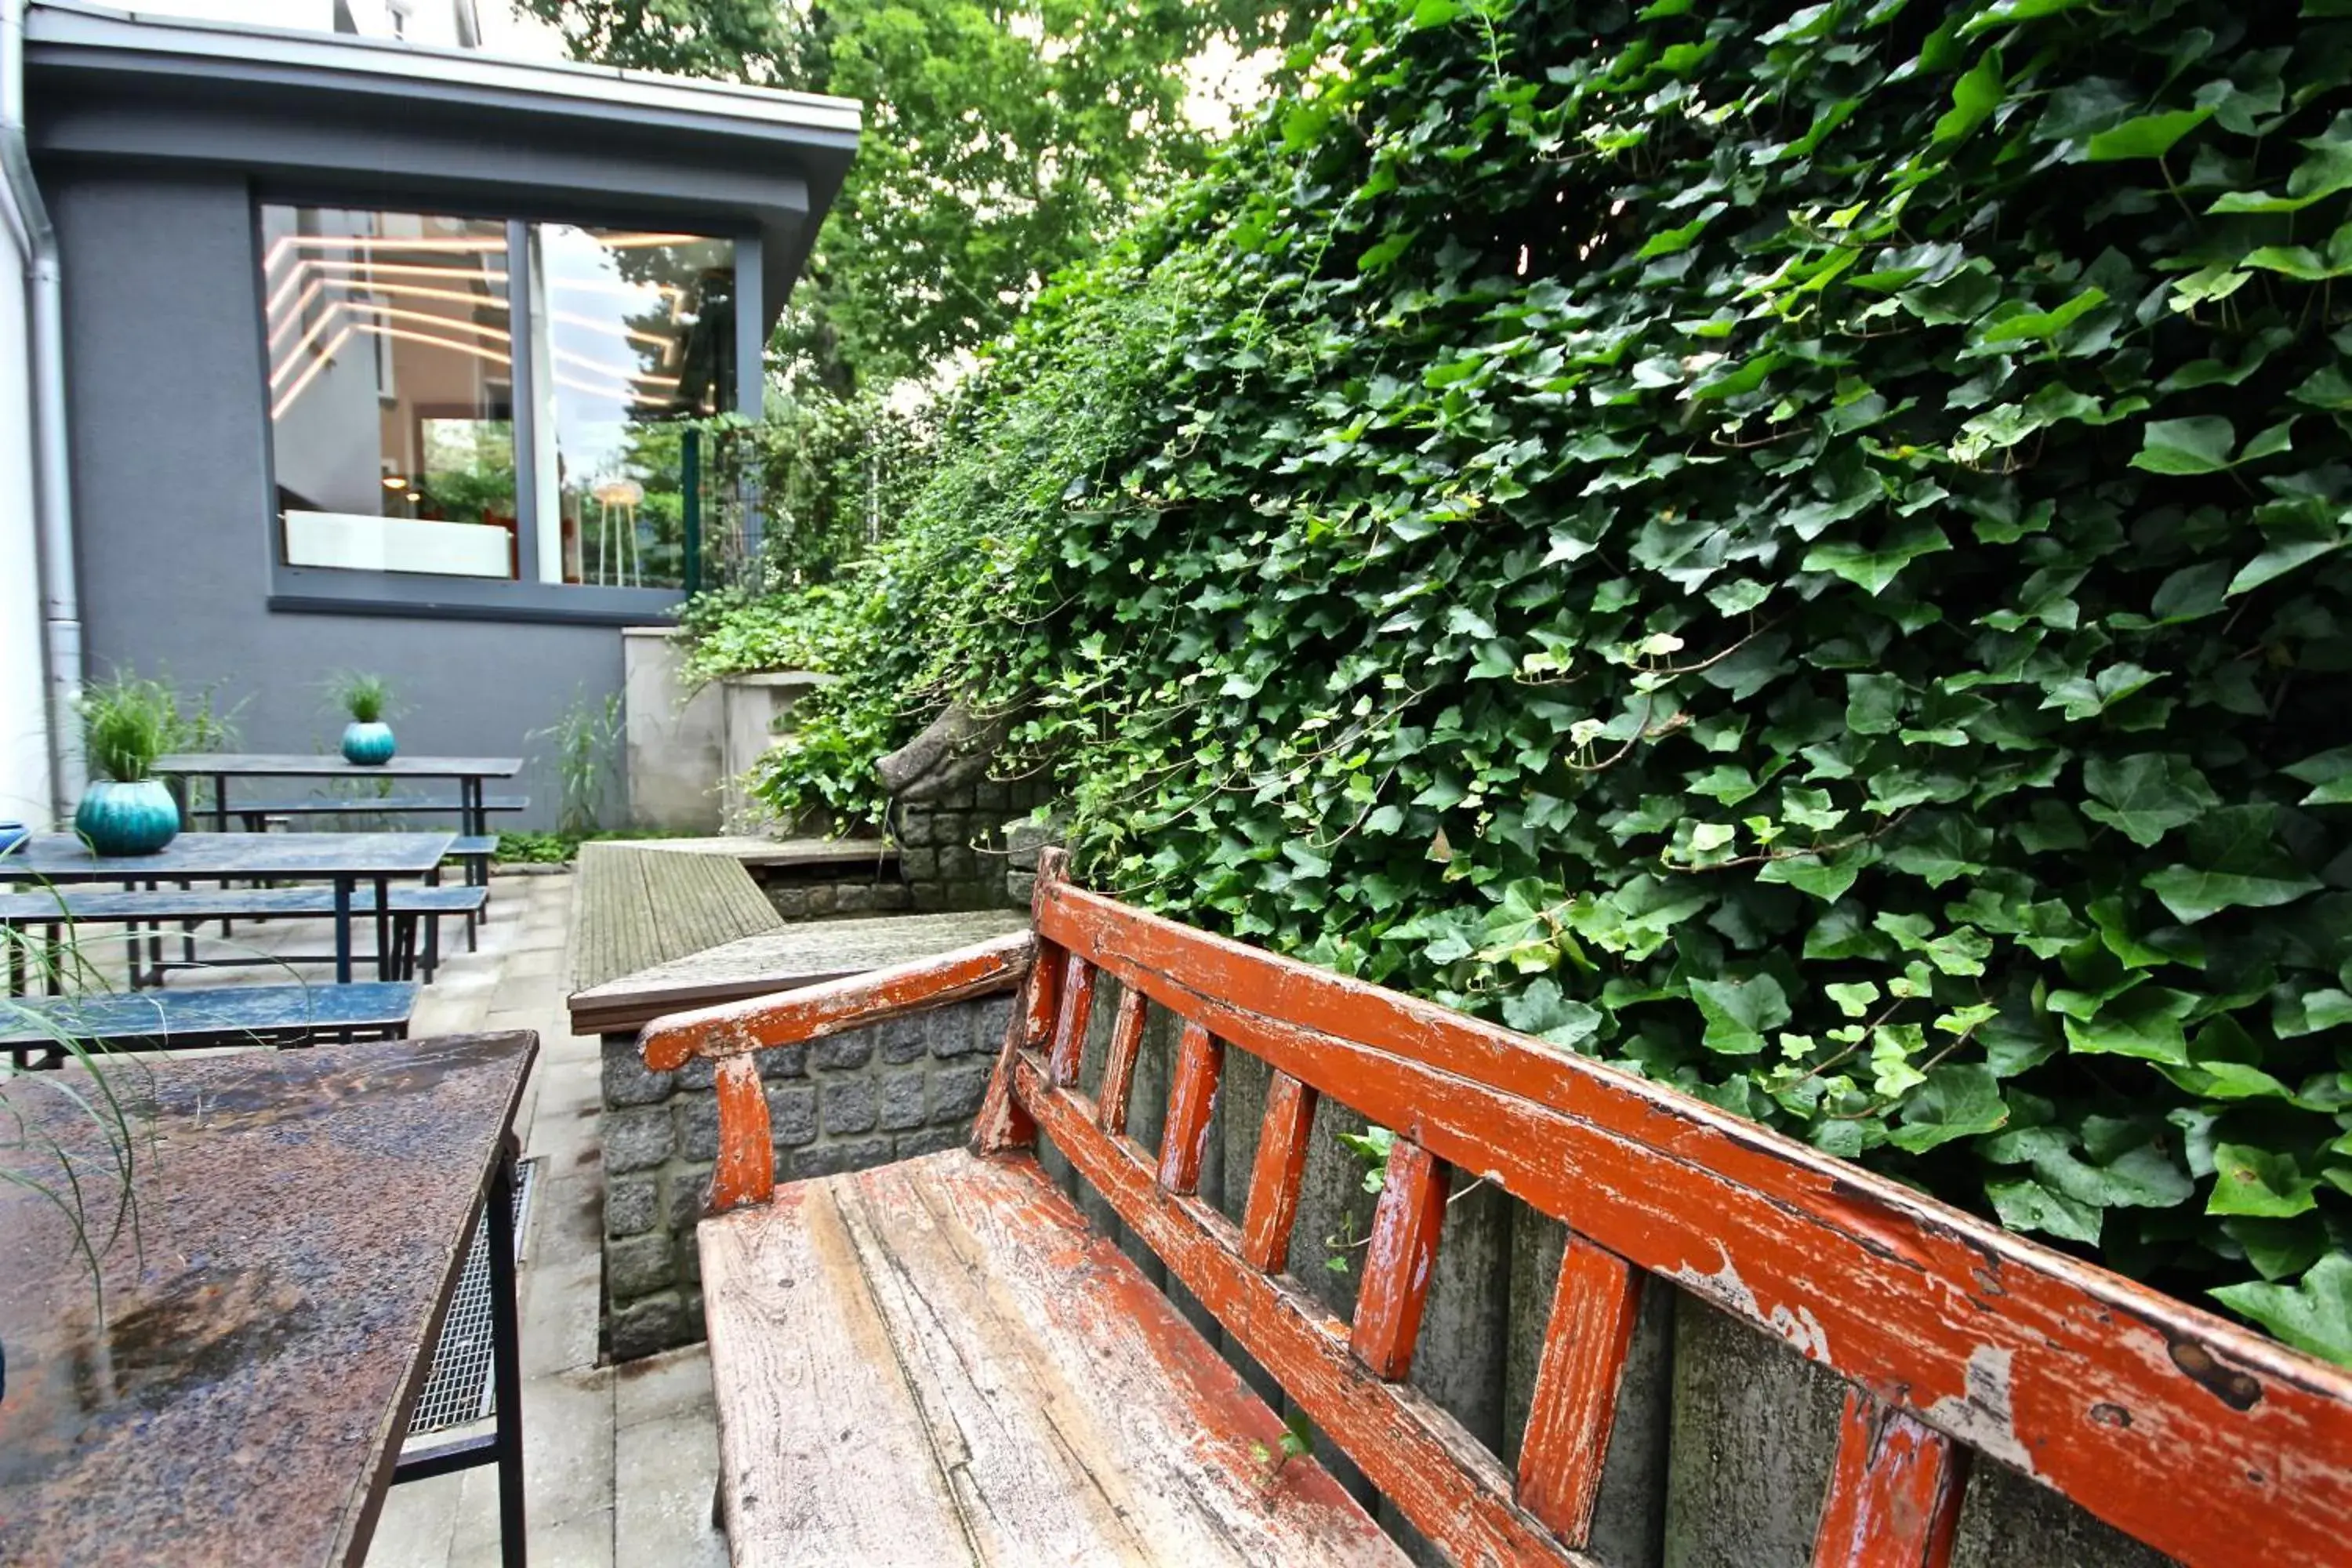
[20,3,857,823]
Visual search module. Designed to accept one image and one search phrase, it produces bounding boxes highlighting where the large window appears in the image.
[260,205,737,599]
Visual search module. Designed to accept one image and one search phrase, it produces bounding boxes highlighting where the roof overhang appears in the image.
[22,0,861,332]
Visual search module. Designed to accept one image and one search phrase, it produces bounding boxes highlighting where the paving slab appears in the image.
[614,1345,716,1432]
[614,1406,728,1568]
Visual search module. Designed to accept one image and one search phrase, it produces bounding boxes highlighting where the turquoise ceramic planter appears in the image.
[342,720,397,766]
[74,779,180,855]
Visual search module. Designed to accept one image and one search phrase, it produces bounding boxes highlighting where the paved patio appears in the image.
[144,868,730,1567]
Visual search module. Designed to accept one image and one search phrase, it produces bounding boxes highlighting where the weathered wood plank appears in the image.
[1157,1019,1224,1196]
[639,931,1033,1072]
[1097,985,1149,1138]
[1047,950,1096,1087]
[699,1183,980,1564]
[1010,1053,1582,1566]
[701,1149,1406,1566]
[1241,1070,1318,1273]
[1517,1233,1646,1546]
[1349,1138,1447,1382]
[1035,880,2352,1568]
[570,842,782,994]
[707,1055,775,1214]
[1812,1388,1968,1568]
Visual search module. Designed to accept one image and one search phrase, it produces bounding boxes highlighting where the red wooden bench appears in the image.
[642,851,2352,1566]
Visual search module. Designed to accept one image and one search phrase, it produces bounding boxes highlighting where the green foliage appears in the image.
[330,671,391,725]
[78,669,236,783]
[494,830,577,865]
[530,688,626,837]
[697,387,942,586]
[720,0,2352,1362]
[527,0,1312,389]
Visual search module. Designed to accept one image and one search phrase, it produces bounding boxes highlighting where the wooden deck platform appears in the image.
[621,836,900,873]
[569,842,783,994]
[699,1148,1403,1567]
[568,909,1029,1036]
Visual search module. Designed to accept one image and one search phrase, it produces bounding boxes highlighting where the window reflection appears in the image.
[526,226,734,589]
[262,206,519,578]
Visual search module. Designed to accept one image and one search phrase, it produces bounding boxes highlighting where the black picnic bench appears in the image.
[226,793,528,831]
[0,883,489,989]
[0,980,418,1068]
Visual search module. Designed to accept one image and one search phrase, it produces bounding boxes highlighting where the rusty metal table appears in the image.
[0,1030,535,1566]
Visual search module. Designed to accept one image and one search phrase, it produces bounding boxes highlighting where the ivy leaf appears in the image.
[1689,974,1791,1055]
[2285,746,2352,808]
[1988,1178,2101,1243]
[2208,111,2352,213]
[2083,107,2211,162]
[2212,1256,2352,1367]
[1802,523,1951,596]
[2062,988,2194,1065]
[1888,1064,2008,1153]
[1500,977,1604,1051]
[2208,1144,2320,1218]
[2129,416,2238,475]
[2143,804,2321,924]
[1930,50,2005,148]
[2081,753,2220,846]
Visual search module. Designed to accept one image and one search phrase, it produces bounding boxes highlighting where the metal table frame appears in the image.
[393,1134,528,1566]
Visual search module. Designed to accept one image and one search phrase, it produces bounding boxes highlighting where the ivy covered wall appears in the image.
[696,0,2352,1362]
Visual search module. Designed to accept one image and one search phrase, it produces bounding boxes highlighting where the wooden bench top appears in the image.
[568,909,1028,1035]
[570,841,782,993]
[700,1146,1402,1566]
[644,851,2352,1568]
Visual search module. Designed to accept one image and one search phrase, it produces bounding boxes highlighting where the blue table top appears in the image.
[0,831,455,880]
[151,753,521,780]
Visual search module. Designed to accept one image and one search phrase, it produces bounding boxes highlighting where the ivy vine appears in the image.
[696,0,2352,1363]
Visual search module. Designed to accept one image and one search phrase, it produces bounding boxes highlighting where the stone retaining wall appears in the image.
[892,779,1051,912]
[598,993,1011,1359]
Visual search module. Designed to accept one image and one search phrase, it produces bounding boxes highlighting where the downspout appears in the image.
[0,0,83,815]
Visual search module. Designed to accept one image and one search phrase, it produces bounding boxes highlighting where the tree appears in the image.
[518,0,1312,387]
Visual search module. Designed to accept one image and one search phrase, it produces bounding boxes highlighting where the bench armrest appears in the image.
[638,931,1036,1214]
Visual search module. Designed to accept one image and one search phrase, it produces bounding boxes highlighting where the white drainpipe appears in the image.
[0,0,85,814]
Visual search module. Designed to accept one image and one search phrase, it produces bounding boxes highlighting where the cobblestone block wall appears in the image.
[599,992,1012,1359]
[893,778,1052,912]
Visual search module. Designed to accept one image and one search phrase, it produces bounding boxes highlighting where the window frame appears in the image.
[249,190,764,626]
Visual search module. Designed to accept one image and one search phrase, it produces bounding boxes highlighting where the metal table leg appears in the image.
[373,875,392,981]
[333,877,353,985]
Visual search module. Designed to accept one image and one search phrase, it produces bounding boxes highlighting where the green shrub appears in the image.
[711,0,2352,1361]
[80,669,237,783]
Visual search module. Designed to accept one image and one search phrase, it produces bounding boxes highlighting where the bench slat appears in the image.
[1518,1234,1646,1548]
[1811,1388,1968,1568]
[699,1149,1405,1568]
[1007,1052,1573,1565]
[1241,1070,1317,1273]
[1045,950,1094,1087]
[233,795,528,816]
[1349,1138,1448,1384]
[1096,985,1148,1138]
[1156,1019,1222,1196]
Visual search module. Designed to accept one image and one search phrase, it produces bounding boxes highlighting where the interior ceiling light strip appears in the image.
[588,232,706,248]
[551,344,679,387]
[263,231,508,273]
[268,325,352,419]
[267,260,509,318]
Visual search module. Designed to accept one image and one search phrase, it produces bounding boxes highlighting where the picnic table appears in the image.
[0,1029,535,1567]
[0,832,452,982]
[153,753,524,838]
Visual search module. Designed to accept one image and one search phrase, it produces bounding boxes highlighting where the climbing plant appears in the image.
[695,0,2352,1363]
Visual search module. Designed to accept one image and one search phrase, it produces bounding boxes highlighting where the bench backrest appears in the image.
[643,852,2352,1568]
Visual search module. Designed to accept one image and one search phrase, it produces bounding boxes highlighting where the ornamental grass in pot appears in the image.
[74,676,182,855]
[334,672,397,766]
